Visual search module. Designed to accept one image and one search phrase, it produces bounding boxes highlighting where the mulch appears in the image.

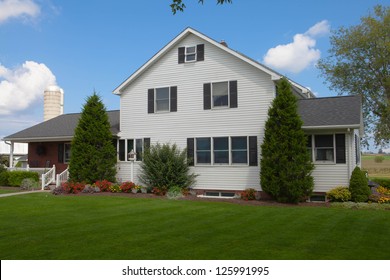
[55,190,331,208]
[0,186,330,207]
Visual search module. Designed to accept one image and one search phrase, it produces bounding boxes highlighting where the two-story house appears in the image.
[3,27,362,199]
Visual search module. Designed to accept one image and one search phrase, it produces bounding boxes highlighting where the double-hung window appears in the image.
[196,138,211,164]
[178,44,204,63]
[148,87,177,113]
[315,135,334,162]
[231,136,248,164]
[212,82,229,108]
[185,46,196,62]
[308,134,346,164]
[203,80,237,109]
[213,137,229,164]
[155,87,170,112]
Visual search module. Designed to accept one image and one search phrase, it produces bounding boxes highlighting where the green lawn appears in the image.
[1,193,390,260]
[0,187,23,194]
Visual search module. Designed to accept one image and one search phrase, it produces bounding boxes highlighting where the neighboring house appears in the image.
[3,27,362,198]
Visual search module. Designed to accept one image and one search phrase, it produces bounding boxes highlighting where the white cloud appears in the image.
[0,0,40,23]
[0,61,56,115]
[263,20,330,74]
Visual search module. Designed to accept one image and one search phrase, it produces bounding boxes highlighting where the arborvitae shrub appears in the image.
[69,93,117,184]
[260,78,314,203]
[349,166,370,202]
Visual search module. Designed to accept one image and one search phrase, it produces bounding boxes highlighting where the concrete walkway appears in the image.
[0,190,49,198]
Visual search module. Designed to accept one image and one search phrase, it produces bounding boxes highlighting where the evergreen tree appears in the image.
[260,78,314,203]
[69,93,117,183]
[349,166,370,202]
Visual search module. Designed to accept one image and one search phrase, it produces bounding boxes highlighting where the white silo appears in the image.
[44,85,64,121]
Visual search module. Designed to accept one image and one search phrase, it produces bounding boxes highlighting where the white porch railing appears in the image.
[41,165,56,190]
[56,168,69,187]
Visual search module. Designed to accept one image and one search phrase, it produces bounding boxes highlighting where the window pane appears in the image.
[186,54,196,61]
[197,151,211,164]
[213,82,228,107]
[119,140,125,161]
[156,100,169,112]
[315,135,333,148]
[127,139,134,155]
[136,139,143,161]
[186,46,196,53]
[232,151,247,163]
[213,137,228,150]
[214,151,229,163]
[231,137,247,150]
[196,138,210,150]
[316,148,334,161]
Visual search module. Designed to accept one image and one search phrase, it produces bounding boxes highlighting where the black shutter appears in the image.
[335,134,346,164]
[229,80,238,108]
[187,138,195,166]
[148,89,154,114]
[170,86,177,112]
[178,47,185,64]
[58,143,64,163]
[249,136,258,166]
[196,44,204,61]
[203,83,211,110]
[144,138,151,150]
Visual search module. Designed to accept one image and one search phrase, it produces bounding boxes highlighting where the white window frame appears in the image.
[185,46,197,62]
[154,87,170,113]
[195,136,249,166]
[118,138,143,162]
[211,81,229,109]
[313,134,336,164]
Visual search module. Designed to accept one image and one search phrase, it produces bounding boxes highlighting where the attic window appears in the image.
[178,44,204,63]
[185,46,196,62]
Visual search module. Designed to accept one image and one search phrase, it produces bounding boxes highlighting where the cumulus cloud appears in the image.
[263,20,330,74]
[0,61,56,115]
[0,0,40,23]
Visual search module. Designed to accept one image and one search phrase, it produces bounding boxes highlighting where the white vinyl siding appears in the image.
[118,34,269,191]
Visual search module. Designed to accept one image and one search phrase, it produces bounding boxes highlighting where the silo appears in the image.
[44,85,64,121]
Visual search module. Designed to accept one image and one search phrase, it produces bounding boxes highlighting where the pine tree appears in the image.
[260,78,314,203]
[69,93,117,183]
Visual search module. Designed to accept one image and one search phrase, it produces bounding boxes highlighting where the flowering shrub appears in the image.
[241,188,257,201]
[152,186,168,196]
[326,186,351,202]
[166,186,184,200]
[62,181,86,194]
[94,180,112,192]
[378,196,390,204]
[120,181,135,193]
[109,184,121,193]
[377,186,390,195]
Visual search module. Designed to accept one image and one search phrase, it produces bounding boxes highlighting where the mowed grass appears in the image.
[362,155,390,179]
[1,193,390,260]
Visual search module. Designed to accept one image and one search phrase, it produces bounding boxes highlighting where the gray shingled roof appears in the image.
[3,110,120,142]
[4,95,361,142]
[297,95,362,127]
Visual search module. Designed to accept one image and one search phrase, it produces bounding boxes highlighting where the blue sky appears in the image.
[0,0,388,150]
